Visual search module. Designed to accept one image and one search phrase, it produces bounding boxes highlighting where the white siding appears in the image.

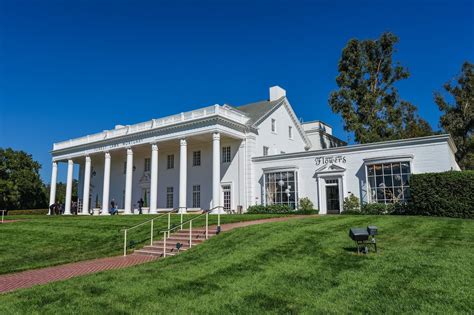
[255,105,307,155]
[253,139,459,214]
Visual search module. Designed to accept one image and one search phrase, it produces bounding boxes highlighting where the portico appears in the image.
[50,127,244,215]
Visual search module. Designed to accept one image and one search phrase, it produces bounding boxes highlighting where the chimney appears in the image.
[269,86,286,101]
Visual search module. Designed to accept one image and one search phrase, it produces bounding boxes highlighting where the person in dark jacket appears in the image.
[109,199,118,215]
[138,198,144,214]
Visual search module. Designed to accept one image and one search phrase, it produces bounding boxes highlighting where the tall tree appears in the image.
[329,32,432,143]
[45,179,79,205]
[0,148,47,210]
[435,62,474,170]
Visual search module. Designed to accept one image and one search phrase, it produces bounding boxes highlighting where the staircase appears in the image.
[133,228,218,257]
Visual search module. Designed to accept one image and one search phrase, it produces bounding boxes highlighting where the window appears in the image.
[222,184,231,211]
[144,158,151,172]
[167,154,174,169]
[166,187,174,208]
[193,151,201,166]
[271,119,276,132]
[222,146,231,163]
[263,146,269,156]
[192,185,200,208]
[288,126,293,139]
[264,171,298,209]
[367,161,411,203]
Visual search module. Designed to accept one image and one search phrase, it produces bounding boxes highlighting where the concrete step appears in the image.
[143,245,189,252]
[133,249,164,257]
[165,237,205,243]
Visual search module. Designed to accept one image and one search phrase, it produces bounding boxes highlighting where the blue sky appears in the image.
[0,0,473,182]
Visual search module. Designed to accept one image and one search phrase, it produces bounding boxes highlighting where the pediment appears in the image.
[315,163,346,173]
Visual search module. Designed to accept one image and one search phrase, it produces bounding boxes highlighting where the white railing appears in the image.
[122,209,178,256]
[53,105,249,151]
[160,206,222,258]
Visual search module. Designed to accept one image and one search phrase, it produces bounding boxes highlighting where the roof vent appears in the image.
[269,86,286,101]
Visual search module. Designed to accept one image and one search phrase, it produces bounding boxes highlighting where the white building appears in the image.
[49,86,460,215]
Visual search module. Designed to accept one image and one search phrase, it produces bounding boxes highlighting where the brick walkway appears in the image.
[0,215,311,294]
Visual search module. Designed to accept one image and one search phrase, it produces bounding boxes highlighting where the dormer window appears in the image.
[271,119,276,133]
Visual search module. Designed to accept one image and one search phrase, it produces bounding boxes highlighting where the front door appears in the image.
[221,184,232,213]
[325,179,340,214]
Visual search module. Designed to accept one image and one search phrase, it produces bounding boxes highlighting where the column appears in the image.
[212,132,223,213]
[179,138,187,213]
[82,156,91,215]
[101,152,111,215]
[48,161,58,215]
[124,148,133,214]
[149,144,159,214]
[64,159,74,215]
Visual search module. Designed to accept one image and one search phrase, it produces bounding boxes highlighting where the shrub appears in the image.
[246,204,293,214]
[246,205,267,214]
[343,194,361,213]
[298,197,318,214]
[246,202,318,215]
[6,209,48,215]
[409,171,474,218]
[361,203,393,215]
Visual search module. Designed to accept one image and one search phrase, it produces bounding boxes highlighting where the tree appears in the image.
[435,62,474,170]
[45,179,79,205]
[329,32,432,143]
[0,148,47,210]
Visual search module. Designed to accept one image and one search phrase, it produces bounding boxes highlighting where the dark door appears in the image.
[326,184,340,214]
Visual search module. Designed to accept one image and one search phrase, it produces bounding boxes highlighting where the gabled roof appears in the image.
[231,97,285,127]
[229,96,311,149]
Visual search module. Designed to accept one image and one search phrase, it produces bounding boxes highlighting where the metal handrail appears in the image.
[122,208,178,256]
[159,206,222,234]
[159,206,223,257]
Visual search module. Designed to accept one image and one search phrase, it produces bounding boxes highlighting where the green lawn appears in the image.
[0,214,286,275]
[0,215,472,314]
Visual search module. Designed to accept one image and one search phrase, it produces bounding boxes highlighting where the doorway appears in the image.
[221,184,232,213]
[325,178,341,214]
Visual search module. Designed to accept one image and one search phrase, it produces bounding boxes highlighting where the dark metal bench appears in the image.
[349,226,378,254]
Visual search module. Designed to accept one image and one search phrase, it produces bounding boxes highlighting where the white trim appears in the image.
[52,125,246,161]
[363,154,414,164]
[53,105,249,151]
[262,166,299,172]
[253,134,455,162]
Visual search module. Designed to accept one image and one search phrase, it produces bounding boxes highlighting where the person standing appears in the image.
[72,201,77,215]
[138,198,144,214]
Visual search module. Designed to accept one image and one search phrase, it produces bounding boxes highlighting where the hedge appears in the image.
[409,171,474,218]
[5,209,49,215]
[246,204,318,215]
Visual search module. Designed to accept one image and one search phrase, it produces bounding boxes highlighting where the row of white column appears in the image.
[49,132,223,215]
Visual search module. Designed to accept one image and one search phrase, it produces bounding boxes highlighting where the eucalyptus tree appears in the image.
[329,32,432,143]
[435,62,474,169]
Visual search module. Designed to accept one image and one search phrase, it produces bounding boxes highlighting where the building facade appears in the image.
[49,86,460,215]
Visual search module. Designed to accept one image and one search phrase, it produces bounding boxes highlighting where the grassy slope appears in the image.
[0,214,285,275]
[0,215,472,314]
